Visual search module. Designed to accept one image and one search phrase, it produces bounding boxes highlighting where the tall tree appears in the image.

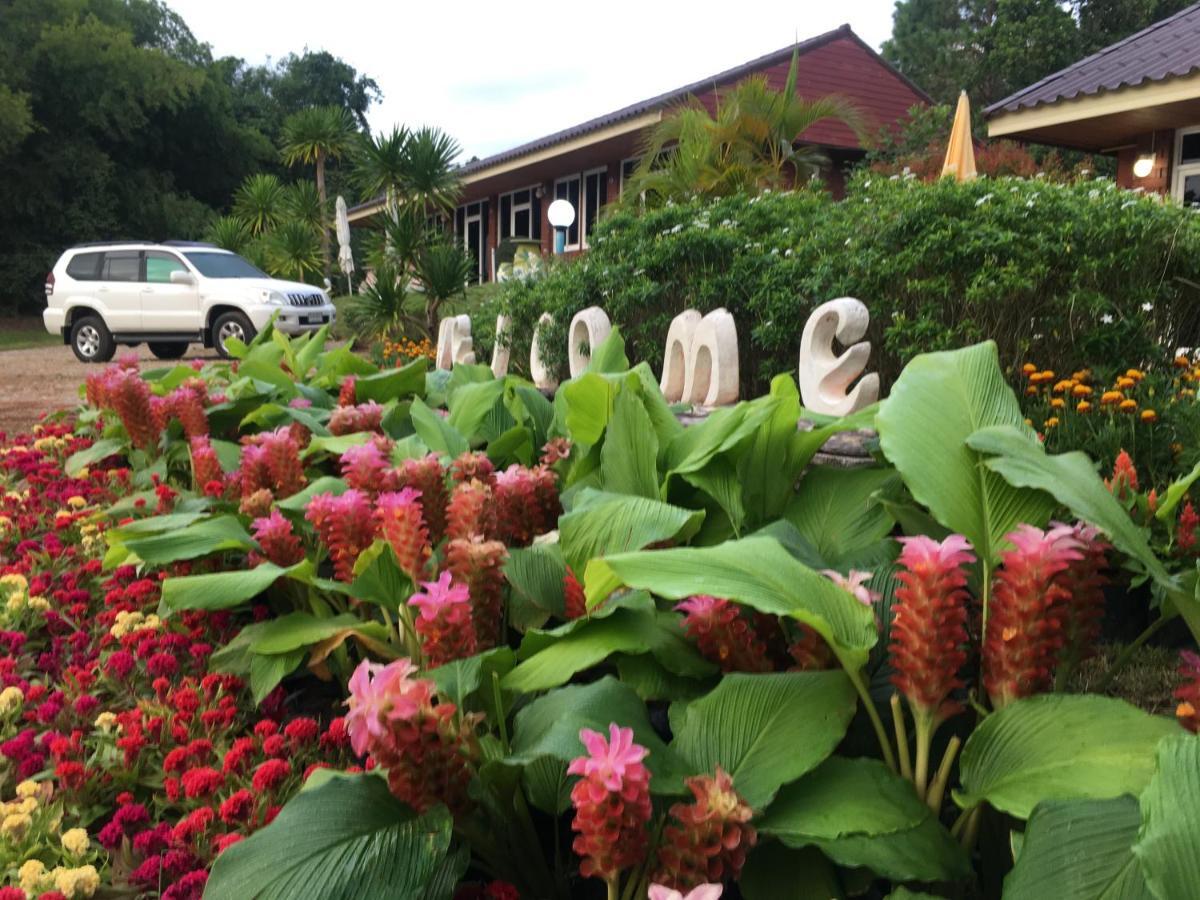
[1074,0,1197,53]
[281,106,354,281]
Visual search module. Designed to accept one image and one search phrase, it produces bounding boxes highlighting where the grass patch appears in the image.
[1071,642,1181,715]
[0,318,59,351]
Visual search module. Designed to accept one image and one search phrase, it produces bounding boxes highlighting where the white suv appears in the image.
[44,241,337,363]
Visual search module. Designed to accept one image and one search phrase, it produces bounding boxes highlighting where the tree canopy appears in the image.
[0,0,380,314]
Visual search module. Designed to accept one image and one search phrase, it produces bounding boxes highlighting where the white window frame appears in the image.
[553,174,582,251]
[457,200,487,283]
[499,183,540,242]
[1171,125,1200,205]
[580,166,609,249]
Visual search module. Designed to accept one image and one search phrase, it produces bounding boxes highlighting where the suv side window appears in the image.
[145,251,188,283]
[65,252,103,280]
[100,251,141,282]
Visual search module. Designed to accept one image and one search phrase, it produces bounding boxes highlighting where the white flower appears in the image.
[784,248,793,257]
[669,223,683,234]
[975,193,994,207]
[1142,303,1154,312]
[1101,313,1114,324]
[864,179,872,188]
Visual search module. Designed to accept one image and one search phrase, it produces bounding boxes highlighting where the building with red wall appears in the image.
[349,24,929,282]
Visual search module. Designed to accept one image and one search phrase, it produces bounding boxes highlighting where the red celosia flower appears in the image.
[1179,501,1198,556]
[890,535,974,724]
[213,832,245,855]
[676,596,772,673]
[564,567,587,620]
[1106,450,1139,501]
[181,765,223,799]
[219,788,257,824]
[0,887,26,900]
[306,489,378,582]
[284,716,320,746]
[395,455,448,543]
[251,508,305,567]
[376,488,432,581]
[251,758,292,793]
[444,536,508,648]
[409,571,478,666]
[654,767,756,889]
[344,659,477,814]
[446,479,497,542]
[983,525,1082,709]
[568,724,652,882]
[1175,651,1200,733]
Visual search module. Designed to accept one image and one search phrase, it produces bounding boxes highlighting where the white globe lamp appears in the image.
[548,199,575,254]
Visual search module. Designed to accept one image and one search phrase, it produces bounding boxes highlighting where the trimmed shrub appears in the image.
[498,173,1200,392]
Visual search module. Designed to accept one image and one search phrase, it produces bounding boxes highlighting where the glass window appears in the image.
[499,194,511,240]
[583,170,608,246]
[621,158,640,193]
[101,251,141,282]
[554,176,581,247]
[500,186,540,241]
[1183,173,1200,206]
[182,251,266,278]
[1182,132,1200,164]
[66,252,103,280]
[144,251,188,283]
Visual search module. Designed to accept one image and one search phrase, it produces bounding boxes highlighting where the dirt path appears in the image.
[0,344,220,436]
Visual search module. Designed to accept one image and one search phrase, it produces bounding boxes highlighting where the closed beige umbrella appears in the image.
[941,90,977,182]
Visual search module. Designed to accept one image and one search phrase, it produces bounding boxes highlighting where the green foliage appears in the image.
[1131,734,1200,900]
[499,176,1200,393]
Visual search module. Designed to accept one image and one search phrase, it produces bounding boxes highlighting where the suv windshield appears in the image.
[182,251,267,279]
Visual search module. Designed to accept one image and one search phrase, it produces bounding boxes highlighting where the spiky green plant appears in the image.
[281,106,356,280]
[205,215,253,254]
[233,174,287,236]
[283,181,325,233]
[413,238,473,335]
[265,220,322,283]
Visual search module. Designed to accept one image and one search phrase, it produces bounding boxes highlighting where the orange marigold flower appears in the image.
[1072,369,1092,382]
[1052,380,1074,394]
[1119,399,1138,413]
[1039,370,1055,381]
[1044,417,1060,428]
[1076,401,1092,413]
[1125,368,1145,381]
[1025,386,1038,397]
[1022,363,1037,374]
[1050,398,1065,409]
[1116,376,1136,390]
[1072,384,1093,397]
[1100,390,1123,405]
[1140,409,1158,423]
[1175,355,1191,369]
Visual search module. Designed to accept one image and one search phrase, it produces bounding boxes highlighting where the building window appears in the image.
[454,200,489,283]
[554,168,609,249]
[583,168,608,246]
[499,186,541,242]
[620,157,640,195]
[1174,126,1200,206]
[553,175,582,249]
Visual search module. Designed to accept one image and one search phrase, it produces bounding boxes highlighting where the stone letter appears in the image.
[660,309,702,403]
[491,314,511,378]
[682,308,739,408]
[798,297,879,416]
[435,314,475,370]
[567,306,612,377]
[529,313,558,391]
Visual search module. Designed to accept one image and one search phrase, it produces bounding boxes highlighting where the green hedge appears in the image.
[497,173,1200,391]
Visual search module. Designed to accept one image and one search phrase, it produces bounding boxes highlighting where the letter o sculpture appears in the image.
[529,313,558,392]
[491,314,511,378]
[797,297,879,416]
[682,308,739,408]
[436,314,475,370]
[567,306,613,377]
[660,309,702,403]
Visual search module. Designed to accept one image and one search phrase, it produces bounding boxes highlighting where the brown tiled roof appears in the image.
[352,25,929,213]
[986,2,1200,115]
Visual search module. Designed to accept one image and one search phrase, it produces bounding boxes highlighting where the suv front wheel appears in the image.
[212,311,256,359]
[70,315,116,364]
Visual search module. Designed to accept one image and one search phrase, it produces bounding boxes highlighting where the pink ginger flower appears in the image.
[648,887,724,900]
[654,767,755,889]
[344,658,429,755]
[258,427,307,497]
[106,368,161,451]
[983,524,1082,709]
[445,536,508,648]
[890,535,975,725]
[1053,523,1109,672]
[446,479,497,542]
[377,488,432,581]
[409,571,477,666]
[305,489,378,582]
[1175,650,1200,733]
[677,596,772,673]
[340,440,394,494]
[564,566,587,620]
[189,436,222,492]
[329,401,383,435]
[449,451,495,486]
[165,382,209,438]
[568,724,652,882]
[822,569,880,607]
[337,376,357,406]
[394,454,449,542]
[250,509,305,567]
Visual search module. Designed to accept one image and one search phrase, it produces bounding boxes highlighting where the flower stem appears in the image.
[926,735,962,813]
[890,694,913,781]
[846,665,898,772]
[491,670,509,753]
[606,877,618,900]
[913,710,933,799]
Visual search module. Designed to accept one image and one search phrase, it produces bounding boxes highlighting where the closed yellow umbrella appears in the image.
[941,90,977,182]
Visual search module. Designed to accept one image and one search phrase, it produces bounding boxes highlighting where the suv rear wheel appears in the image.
[212,311,255,359]
[148,341,188,360]
[70,315,115,364]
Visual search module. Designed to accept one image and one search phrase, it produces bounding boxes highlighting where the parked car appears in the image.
[43,241,337,362]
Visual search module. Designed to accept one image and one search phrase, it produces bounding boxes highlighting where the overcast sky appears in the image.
[169,0,898,162]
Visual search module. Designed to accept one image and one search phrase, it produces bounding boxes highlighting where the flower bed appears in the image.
[1,324,1198,899]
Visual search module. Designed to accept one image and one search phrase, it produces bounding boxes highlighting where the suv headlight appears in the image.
[263,290,287,307]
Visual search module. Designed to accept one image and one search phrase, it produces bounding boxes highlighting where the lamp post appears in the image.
[548,198,575,255]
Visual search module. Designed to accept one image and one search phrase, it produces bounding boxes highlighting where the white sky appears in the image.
[169,0,897,162]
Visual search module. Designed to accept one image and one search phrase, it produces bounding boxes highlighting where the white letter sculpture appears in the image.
[797,297,879,416]
[529,313,558,392]
[659,309,702,402]
[436,314,475,370]
[676,309,739,408]
[491,314,511,378]
[567,306,613,377]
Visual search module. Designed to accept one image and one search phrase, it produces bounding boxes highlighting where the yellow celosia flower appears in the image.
[62,827,90,856]
[0,573,28,590]
[0,686,24,715]
[66,496,87,509]
[94,711,117,730]
[19,858,47,893]
[15,780,40,799]
[1,811,32,836]
[54,864,100,899]
[27,595,50,611]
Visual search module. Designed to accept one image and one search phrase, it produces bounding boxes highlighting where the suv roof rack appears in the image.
[162,240,218,248]
[68,240,149,249]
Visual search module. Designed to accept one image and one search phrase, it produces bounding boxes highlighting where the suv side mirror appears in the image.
[170,270,196,285]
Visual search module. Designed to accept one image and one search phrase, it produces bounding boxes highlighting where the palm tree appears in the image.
[345,264,413,339]
[413,239,473,335]
[282,181,324,233]
[233,174,286,236]
[353,126,462,219]
[281,106,355,281]
[623,50,865,204]
[265,220,322,283]
[205,215,252,254]
[353,126,411,215]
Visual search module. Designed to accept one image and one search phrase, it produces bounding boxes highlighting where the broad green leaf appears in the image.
[106,512,207,536]
[508,383,554,447]
[247,612,367,655]
[276,476,350,511]
[410,397,469,457]
[355,359,426,403]
[785,467,898,568]
[740,843,843,900]
[522,756,571,815]
[585,325,630,374]
[876,342,1055,568]
[428,647,515,711]
[1156,460,1200,522]
[205,775,451,900]
[670,672,857,808]
[559,489,704,575]
[665,397,780,479]
[586,536,879,670]
[599,376,659,499]
[759,756,929,841]
[347,541,414,610]
[249,648,304,704]
[122,515,254,565]
[562,372,615,446]
[447,379,506,444]
[968,425,1175,588]
[503,544,568,631]
[316,346,378,381]
[239,358,295,392]
[65,438,124,476]
[1005,796,1151,900]
[681,457,746,536]
[955,694,1177,818]
[811,814,969,883]
[1132,734,1200,900]
[509,675,686,790]
[160,563,292,614]
[615,653,712,703]
[304,432,376,458]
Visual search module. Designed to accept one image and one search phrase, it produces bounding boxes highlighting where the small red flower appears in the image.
[251,757,292,793]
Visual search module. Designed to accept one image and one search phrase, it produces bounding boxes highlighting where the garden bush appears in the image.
[498,174,1200,391]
